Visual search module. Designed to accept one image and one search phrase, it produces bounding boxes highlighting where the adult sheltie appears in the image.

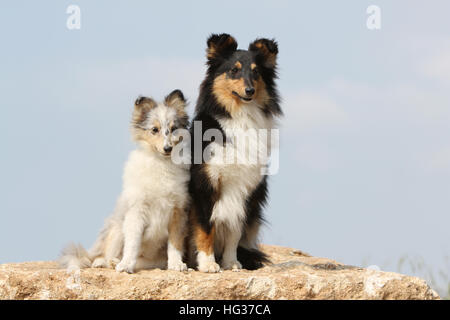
[188,34,282,272]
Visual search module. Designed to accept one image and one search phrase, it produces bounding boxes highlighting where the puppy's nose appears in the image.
[163,146,173,153]
[245,87,255,97]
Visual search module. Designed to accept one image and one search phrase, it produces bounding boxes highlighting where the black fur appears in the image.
[237,246,270,270]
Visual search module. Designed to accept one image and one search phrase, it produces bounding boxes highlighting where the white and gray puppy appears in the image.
[60,90,190,273]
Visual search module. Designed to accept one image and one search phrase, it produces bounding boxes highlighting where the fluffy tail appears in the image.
[237,246,270,270]
[59,243,92,270]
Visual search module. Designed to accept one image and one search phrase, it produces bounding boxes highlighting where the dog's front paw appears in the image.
[115,259,135,274]
[198,260,221,273]
[221,260,243,271]
[92,257,107,268]
[108,258,120,268]
[168,260,188,272]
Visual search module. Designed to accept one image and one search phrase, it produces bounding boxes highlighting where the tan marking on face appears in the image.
[212,73,247,114]
[254,77,270,106]
[195,223,215,255]
[234,61,242,69]
[207,47,216,59]
[144,131,165,153]
[132,119,167,154]
[152,120,161,131]
[251,63,257,70]
[168,208,187,252]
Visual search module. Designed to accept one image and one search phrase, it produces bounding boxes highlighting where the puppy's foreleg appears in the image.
[115,207,144,273]
[101,221,123,268]
[167,208,188,271]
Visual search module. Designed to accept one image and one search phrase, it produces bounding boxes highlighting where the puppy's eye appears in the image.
[151,127,159,134]
[253,68,259,77]
[170,126,178,133]
[231,67,239,74]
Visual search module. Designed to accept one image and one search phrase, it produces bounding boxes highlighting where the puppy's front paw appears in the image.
[168,260,188,272]
[108,258,120,268]
[221,260,243,271]
[92,257,107,268]
[115,259,135,274]
[198,260,221,273]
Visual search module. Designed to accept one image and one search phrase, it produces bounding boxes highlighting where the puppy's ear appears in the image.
[249,38,278,68]
[206,33,238,61]
[132,96,156,127]
[164,89,186,111]
[165,89,189,129]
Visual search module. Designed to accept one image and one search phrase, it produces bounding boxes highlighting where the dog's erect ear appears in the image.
[135,96,157,108]
[249,38,278,68]
[133,96,156,126]
[165,89,189,128]
[206,33,238,61]
[164,89,187,111]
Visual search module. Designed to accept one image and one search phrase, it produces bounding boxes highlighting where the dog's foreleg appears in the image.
[220,226,242,270]
[115,206,144,273]
[195,223,220,273]
[167,208,188,271]
[190,164,221,273]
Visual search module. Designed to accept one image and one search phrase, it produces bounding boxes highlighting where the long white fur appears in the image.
[60,102,190,273]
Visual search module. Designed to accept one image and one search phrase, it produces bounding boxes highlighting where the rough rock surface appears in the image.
[0,245,440,300]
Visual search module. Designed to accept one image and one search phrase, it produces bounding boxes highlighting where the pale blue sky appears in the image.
[1,1,449,290]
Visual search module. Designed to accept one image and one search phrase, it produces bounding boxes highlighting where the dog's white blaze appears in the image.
[145,104,179,148]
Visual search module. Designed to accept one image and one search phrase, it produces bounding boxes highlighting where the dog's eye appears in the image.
[252,68,259,77]
[231,67,239,74]
[151,127,159,134]
[170,126,177,133]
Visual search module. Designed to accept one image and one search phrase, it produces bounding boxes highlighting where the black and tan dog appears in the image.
[188,34,282,272]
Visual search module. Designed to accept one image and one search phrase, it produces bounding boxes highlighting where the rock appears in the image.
[0,245,440,300]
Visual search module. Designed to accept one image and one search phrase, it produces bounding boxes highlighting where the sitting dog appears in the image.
[188,34,282,272]
[60,90,190,273]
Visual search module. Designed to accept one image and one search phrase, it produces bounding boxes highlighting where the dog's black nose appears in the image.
[164,146,173,153]
[245,87,255,97]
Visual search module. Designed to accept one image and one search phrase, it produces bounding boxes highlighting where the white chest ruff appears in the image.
[208,103,274,232]
[120,149,189,242]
